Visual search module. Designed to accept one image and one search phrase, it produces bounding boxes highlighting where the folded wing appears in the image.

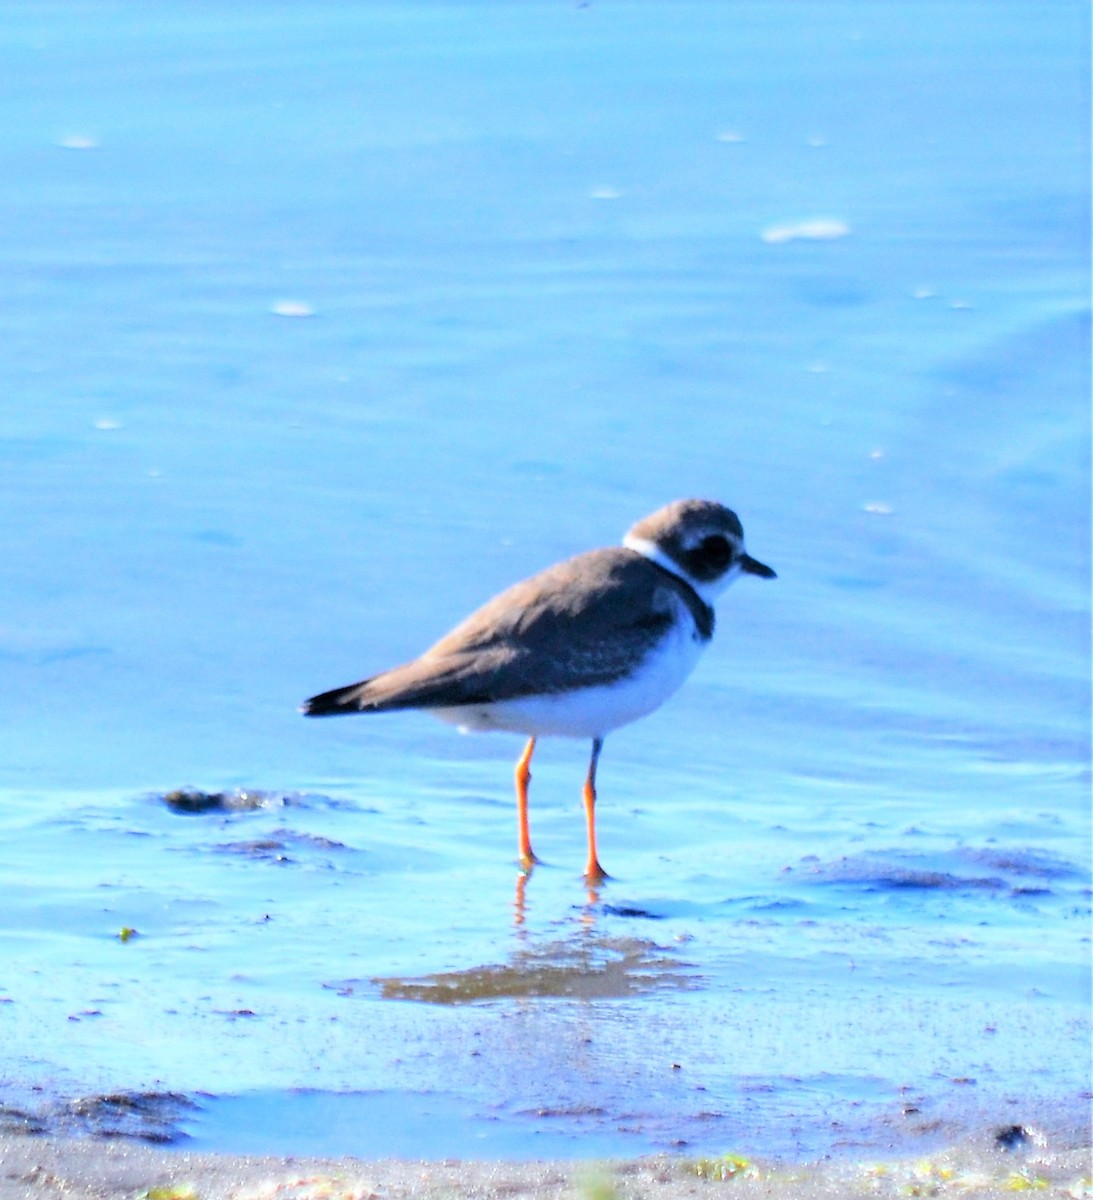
[301,548,679,717]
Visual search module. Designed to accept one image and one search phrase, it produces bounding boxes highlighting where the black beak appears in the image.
[739,553,776,579]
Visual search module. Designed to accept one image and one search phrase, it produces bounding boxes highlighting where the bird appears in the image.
[301,499,775,883]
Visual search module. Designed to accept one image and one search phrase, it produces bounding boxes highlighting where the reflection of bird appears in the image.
[302,499,775,883]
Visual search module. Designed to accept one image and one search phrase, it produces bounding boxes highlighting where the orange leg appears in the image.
[515,736,540,871]
[582,736,608,884]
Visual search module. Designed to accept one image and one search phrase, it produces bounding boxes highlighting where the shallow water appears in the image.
[0,0,1089,1163]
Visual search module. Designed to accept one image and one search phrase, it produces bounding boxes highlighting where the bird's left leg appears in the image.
[582,736,608,884]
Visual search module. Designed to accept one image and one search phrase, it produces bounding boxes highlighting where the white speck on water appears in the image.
[271,300,315,317]
[56,134,98,150]
[761,218,851,244]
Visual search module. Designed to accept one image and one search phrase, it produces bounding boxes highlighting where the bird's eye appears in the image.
[698,534,733,569]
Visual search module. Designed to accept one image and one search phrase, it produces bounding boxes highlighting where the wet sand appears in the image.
[0,1131,1089,1200]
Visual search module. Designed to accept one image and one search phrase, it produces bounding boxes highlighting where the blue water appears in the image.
[0,0,1089,1162]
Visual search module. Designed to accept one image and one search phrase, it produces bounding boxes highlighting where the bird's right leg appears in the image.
[515,736,540,871]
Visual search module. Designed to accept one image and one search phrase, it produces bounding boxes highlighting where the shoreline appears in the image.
[0,1129,1089,1200]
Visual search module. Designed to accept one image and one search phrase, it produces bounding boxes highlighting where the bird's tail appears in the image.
[301,654,483,717]
[300,680,374,716]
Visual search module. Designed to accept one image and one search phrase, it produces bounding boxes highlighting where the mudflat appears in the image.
[0,1131,1089,1200]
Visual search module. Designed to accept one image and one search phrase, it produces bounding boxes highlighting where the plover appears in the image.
[302,499,775,883]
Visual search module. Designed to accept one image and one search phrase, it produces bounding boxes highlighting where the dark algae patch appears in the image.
[160,789,296,814]
[58,1093,199,1144]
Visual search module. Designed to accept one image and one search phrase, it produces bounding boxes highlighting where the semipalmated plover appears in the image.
[302,499,775,882]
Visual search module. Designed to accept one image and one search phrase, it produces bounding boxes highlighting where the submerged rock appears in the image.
[160,789,291,814]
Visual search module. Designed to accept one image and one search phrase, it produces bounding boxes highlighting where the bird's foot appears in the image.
[583,860,610,887]
[518,850,543,875]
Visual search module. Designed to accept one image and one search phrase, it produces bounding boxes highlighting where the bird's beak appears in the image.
[739,553,776,579]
